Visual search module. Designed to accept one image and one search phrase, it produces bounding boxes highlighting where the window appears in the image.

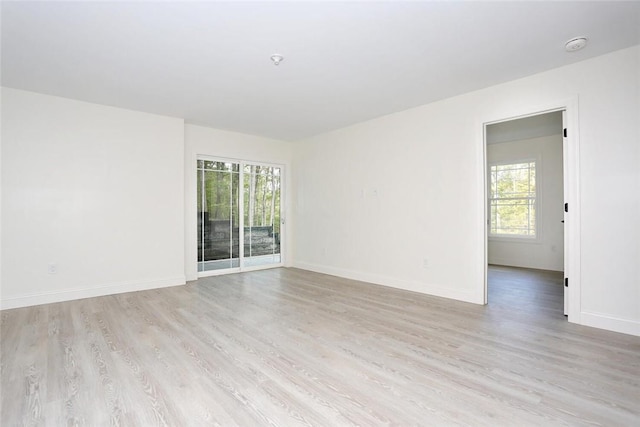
[489,161,536,237]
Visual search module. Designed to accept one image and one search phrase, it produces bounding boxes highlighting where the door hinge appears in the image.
[564,202,568,213]
[564,128,567,138]
[564,278,569,287]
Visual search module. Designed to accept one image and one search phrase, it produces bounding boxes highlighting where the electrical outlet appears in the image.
[47,263,58,274]
[422,258,429,269]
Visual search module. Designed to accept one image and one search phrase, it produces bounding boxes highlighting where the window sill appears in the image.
[489,235,541,244]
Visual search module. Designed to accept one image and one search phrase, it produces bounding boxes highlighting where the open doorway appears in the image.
[485,111,566,316]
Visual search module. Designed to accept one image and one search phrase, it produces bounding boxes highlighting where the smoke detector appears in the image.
[270,54,284,65]
[565,37,588,52]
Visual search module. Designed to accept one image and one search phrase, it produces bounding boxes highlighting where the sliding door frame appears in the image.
[197,155,285,278]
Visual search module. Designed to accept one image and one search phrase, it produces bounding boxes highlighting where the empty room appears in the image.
[1,1,639,425]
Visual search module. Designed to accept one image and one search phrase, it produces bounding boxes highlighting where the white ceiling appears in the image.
[2,1,639,141]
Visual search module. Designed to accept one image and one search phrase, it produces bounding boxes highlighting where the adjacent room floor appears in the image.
[1,266,639,426]
[488,264,565,320]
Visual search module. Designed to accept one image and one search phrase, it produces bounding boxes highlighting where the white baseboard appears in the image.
[293,262,639,337]
[0,276,186,310]
[488,258,563,272]
[580,310,640,337]
[293,261,482,304]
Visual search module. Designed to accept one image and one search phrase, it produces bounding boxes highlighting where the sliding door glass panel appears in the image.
[197,160,240,272]
[243,164,282,267]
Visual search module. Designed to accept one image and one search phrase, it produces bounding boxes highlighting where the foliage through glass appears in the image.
[197,160,281,271]
[489,161,536,237]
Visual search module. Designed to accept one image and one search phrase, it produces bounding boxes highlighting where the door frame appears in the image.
[478,98,581,323]
[196,155,285,278]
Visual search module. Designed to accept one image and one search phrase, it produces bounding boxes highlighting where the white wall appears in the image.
[487,134,564,271]
[184,124,293,281]
[1,88,186,309]
[1,46,638,337]
[293,45,640,336]
[293,100,483,304]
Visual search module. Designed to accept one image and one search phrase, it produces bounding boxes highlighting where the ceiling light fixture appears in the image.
[270,54,284,66]
[565,37,588,52]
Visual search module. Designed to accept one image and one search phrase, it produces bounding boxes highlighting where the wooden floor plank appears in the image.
[2,266,639,426]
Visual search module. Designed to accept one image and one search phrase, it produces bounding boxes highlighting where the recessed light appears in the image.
[565,37,588,52]
[270,54,284,65]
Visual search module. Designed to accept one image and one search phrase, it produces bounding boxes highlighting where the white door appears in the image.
[562,110,569,316]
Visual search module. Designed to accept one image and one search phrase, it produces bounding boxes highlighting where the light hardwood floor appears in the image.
[1,267,639,426]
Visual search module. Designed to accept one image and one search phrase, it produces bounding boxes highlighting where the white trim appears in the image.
[563,98,581,324]
[562,110,569,316]
[478,97,581,324]
[195,262,285,278]
[198,266,241,277]
[480,120,489,304]
[0,276,186,310]
[240,262,285,273]
[294,261,481,304]
[489,259,563,272]
[487,235,542,244]
[580,311,640,337]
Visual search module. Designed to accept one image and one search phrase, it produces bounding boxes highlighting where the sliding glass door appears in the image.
[197,160,240,272]
[197,158,283,274]
[244,164,282,267]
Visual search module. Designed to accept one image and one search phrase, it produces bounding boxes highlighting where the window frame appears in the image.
[488,158,540,242]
